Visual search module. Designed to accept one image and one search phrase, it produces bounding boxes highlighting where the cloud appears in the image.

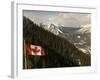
[46,13,91,27]
[24,11,91,27]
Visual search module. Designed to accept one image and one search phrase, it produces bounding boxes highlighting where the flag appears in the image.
[25,41,46,56]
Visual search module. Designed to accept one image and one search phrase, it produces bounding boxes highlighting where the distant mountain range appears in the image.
[77,24,91,33]
[40,23,91,54]
[40,23,90,34]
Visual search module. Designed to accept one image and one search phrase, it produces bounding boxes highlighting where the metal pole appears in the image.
[24,40,27,69]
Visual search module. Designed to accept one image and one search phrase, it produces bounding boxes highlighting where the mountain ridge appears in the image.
[23,16,91,68]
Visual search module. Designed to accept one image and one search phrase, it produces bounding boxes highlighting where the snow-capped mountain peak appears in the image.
[40,23,63,35]
[78,24,91,33]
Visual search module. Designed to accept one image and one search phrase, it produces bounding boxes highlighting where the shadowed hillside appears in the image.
[23,16,91,69]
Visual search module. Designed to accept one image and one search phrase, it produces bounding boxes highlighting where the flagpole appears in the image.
[24,40,27,69]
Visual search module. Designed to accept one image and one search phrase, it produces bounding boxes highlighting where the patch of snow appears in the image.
[78,24,91,33]
[40,23,63,35]
[77,35,81,38]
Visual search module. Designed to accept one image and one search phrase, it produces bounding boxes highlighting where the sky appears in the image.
[23,10,91,27]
